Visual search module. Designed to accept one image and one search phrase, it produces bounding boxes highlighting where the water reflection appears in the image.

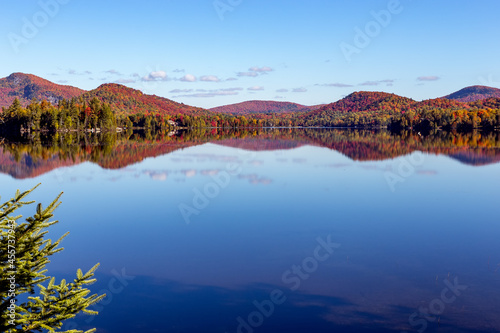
[1,128,499,332]
[1,129,499,179]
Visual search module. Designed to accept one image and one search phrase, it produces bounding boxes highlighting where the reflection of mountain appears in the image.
[447,151,500,166]
[1,129,499,179]
[215,138,307,151]
[0,147,85,179]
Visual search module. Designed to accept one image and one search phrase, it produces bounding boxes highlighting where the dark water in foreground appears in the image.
[1,129,500,332]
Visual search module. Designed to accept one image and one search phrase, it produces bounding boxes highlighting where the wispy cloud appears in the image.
[142,71,168,82]
[170,89,194,93]
[249,66,273,73]
[173,69,185,73]
[237,66,274,78]
[292,87,307,92]
[358,79,395,86]
[57,80,68,84]
[320,83,354,87]
[115,79,135,84]
[237,72,259,77]
[173,87,243,98]
[359,81,380,86]
[248,86,264,91]
[200,75,220,82]
[276,88,289,92]
[105,69,121,75]
[417,76,440,81]
[226,77,238,81]
[180,74,197,82]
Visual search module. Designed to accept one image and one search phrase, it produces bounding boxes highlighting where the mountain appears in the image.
[0,73,208,117]
[443,85,500,102]
[82,83,208,116]
[303,91,415,118]
[0,73,84,107]
[210,100,321,115]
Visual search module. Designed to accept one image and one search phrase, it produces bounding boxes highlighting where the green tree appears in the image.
[1,185,105,333]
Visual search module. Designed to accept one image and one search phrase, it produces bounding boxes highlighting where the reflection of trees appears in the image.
[1,129,499,179]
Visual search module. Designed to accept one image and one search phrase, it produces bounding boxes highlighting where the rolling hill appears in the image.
[210,100,322,114]
[1,73,499,123]
[0,73,84,107]
[302,91,416,122]
[81,83,209,116]
[443,85,500,102]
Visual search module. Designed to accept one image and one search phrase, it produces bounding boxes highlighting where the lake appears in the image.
[1,128,499,332]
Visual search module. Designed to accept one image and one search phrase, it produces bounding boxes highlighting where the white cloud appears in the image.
[105,69,121,75]
[248,86,264,91]
[249,66,273,73]
[173,88,242,98]
[180,74,197,82]
[417,76,440,81]
[142,71,168,81]
[359,81,380,86]
[320,83,353,87]
[237,72,259,77]
[200,75,221,82]
[115,79,135,84]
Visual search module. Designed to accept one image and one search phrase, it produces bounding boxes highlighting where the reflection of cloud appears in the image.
[248,160,263,166]
[183,154,241,163]
[170,158,195,163]
[359,165,379,170]
[151,173,167,181]
[416,170,438,175]
[144,170,168,181]
[201,169,219,176]
[321,163,351,169]
[182,169,197,178]
[292,158,307,164]
[238,174,272,185]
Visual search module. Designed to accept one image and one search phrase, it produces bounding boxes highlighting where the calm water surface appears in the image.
[1,129,499,332]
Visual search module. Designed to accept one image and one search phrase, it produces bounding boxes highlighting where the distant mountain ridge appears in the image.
[210,100,322,114]
[443,85,500,102]
[0,73,84,106]
[1,73,499,118]
[81,83,208,117]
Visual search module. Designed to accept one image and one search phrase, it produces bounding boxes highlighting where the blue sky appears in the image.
[1,0,499,108]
